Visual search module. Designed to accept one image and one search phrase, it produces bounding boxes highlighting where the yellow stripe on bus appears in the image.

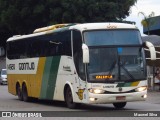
[131,81,140,86]
[32,57,46,98]
[7,57,46,98]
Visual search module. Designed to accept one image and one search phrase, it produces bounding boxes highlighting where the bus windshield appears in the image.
[84,30,142,46]
[84,30,146,82]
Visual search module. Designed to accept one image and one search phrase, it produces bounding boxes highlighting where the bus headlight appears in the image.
[135,86,147,92]
[89,88,105,94]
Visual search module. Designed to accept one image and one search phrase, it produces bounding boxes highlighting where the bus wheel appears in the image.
[65,87,76,109]
[22,84,29,102]
[113,102,127,109]
[16,84,23,101]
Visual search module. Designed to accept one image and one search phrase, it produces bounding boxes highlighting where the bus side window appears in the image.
[7,42,12,59]
[19,40,27,59]
[46,33,62,56]
[58,31,72,56]
[30,37,43,57]
[7,40,27,59]
[73,30,85,80]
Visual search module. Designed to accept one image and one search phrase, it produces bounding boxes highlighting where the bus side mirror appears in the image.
[82,44,89,63]
[0,47,5,56]
[144,41,156,60]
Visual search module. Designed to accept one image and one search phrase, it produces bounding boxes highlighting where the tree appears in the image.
[52,0,137,23]
[138,11,155,35]
[0,0,137,48]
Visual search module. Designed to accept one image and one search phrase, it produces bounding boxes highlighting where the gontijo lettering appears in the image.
[19,62,35,70]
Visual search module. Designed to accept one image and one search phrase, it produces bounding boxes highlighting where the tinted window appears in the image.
[73,30,85,80]
[87,47,146,82]
[84,30,142,46]
[7,30,72,59]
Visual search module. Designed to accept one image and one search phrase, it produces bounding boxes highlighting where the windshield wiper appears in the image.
[120,63,135,80]
[105,60,117,80]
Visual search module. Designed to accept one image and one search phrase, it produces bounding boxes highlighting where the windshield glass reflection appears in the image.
[87,47,146,82]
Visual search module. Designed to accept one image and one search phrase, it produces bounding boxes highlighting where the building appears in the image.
[142,16,160,67]
[142,16,160,90]
[143,16,160,35]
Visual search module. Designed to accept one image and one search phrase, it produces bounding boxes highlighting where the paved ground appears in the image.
[0,85,160,110]
[146,90,160,104]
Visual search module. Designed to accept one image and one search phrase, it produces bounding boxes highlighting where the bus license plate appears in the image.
[116,96,126,100]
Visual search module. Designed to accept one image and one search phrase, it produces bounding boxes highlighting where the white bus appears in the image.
[6,23,156,109]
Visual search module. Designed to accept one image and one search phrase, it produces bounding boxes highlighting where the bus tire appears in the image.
[65,87,77,109]
[16,84,23,101]
[113,102,127,109]
[22,84,29,102]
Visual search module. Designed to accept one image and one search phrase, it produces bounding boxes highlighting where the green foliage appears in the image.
[138,11,155,35]
[0,0,137,48]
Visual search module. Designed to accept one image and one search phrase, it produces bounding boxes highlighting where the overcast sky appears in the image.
[126,0,160,36]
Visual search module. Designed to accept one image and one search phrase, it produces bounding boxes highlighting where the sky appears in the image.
[126,0,160,36]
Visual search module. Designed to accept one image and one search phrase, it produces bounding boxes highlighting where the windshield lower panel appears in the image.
[87,47,146,83]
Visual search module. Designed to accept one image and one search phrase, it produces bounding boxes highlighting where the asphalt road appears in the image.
[0,85,160,119]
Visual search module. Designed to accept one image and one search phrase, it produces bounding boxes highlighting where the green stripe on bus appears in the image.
[40,57,53,99]
[116,83,125,87]
[116,82,139,87]
[124,82,132,87]
[46,56,60,99]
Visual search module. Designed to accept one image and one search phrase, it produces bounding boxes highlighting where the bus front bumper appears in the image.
[88,91,147,104]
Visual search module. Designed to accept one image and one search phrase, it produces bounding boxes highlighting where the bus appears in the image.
[6,23,156,109]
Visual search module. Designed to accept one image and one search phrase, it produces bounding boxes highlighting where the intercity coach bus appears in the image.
[6,23,156,109]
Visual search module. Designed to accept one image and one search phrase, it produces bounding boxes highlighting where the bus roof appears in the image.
[69,23,137,31]
[7,22,138,42]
